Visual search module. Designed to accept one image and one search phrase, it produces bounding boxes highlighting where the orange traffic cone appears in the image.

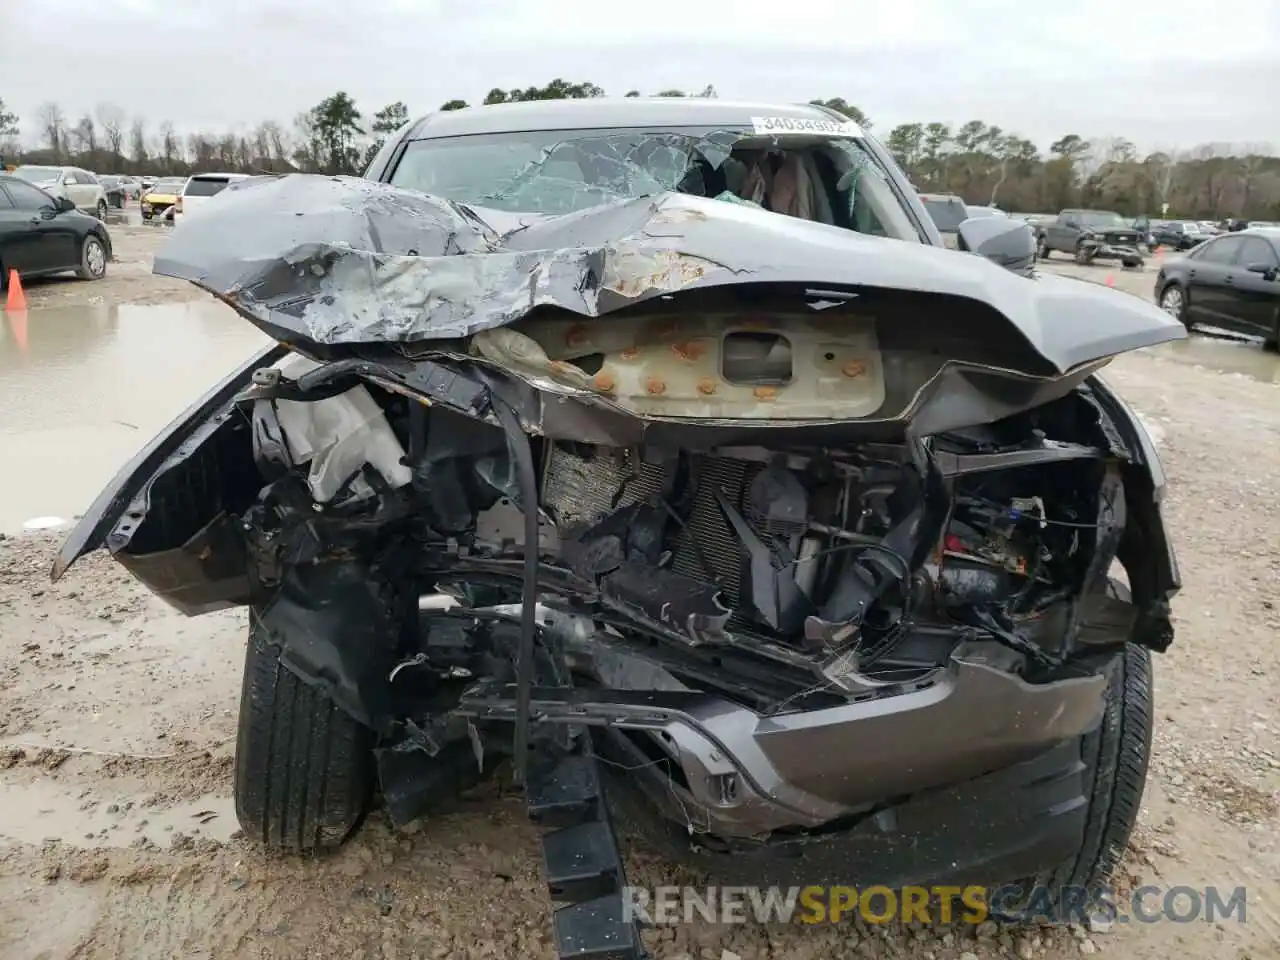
[7,309,27,353]
[1104,274,1115,287]
[4,269,26,312]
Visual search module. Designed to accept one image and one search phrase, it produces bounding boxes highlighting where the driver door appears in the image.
[0,181,63,273]
[64,169,93,211]
[3,180,79,271]
[1234,236,1280,335]
[1185,236,1245,330]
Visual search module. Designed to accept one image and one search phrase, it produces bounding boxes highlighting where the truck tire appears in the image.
[233,618,376,852]
[1009,643,1153,916]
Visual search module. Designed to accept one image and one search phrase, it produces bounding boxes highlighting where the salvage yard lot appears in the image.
[0,228,1277,960]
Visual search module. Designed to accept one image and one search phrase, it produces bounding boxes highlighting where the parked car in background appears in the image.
[173,172,252,221]
[1154,228,1280,349]
[1197,221,1222,236]
[118,176,143,200]
[1151,221,1209,251]
[1248,220,1280,229]
[964,204,1007,219]
[10,165,109,220]
[0,173,112,284]
[140,177,187,220]
[1036,209,1144,267]
[916,192,969,248]
[97,175,128,209]
[140,176,157,190]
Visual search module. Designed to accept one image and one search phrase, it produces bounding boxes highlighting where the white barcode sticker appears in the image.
[750,116,862,137]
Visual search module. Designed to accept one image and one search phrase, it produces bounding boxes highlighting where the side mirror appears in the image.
[956,217,1036,276]
[55,196,76,213]
[1245,262,1278,279]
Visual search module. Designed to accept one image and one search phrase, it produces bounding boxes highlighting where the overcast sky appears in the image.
[3,0,1277,153]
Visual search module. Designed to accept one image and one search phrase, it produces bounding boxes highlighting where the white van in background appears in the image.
[173,172,251,221]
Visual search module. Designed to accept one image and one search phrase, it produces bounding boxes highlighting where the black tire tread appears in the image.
[234,620,375,852]
[1045,644,1153,892]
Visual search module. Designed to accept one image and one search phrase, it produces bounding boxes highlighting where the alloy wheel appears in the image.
[85,238,107,278]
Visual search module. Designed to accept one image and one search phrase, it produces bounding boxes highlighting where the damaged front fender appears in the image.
[51,342,288,587]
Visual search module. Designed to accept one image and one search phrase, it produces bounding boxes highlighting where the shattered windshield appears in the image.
[388,126,920,241]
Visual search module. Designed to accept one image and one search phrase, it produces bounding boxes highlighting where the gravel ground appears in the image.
[0,233,1277,960]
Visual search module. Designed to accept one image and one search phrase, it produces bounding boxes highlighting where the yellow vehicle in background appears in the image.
[140,177,188,220]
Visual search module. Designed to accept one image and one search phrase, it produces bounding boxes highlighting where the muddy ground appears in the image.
[1,230,1278,960]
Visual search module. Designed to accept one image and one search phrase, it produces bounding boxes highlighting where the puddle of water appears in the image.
[0,778,238,848]
[0,301,269,532]
[1148,332,1280,384]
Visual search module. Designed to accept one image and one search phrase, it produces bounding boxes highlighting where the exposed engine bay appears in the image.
[174,333,1161,803]
[71,294,1178,846]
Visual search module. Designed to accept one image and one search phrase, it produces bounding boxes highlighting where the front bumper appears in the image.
[603,733,1093,889]
[1086,241,1142,260]
[456,638,1106,840]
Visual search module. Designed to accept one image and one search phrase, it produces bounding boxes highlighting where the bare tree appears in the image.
[96,103,127,167]
[251,123,271,168]
[68,114,99,162]
[1142,148,1183,212]
[1237,143,1276,214]
[129,117,148,165]
[159,121,179,170]
[37,101,67,158]
[262,120,287,168]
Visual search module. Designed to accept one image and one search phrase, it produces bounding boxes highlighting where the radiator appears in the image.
[540,444,759,605]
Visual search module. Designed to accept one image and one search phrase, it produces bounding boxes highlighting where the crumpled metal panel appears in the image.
[471,313,887,421]
[153,173,1186,374]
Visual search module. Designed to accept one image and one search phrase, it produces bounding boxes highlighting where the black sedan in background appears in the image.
[1155,228,1280,349]
[0,174,112,285]
[1151,220,1210,251]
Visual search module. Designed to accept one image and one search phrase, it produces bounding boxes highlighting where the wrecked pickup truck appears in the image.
[1035,209,1147,268]
[54,99,1184,955]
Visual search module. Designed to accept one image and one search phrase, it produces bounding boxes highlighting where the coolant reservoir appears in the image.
[272,354,413,503]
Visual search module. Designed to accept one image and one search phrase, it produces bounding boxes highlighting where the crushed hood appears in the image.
[153,174,1185,374]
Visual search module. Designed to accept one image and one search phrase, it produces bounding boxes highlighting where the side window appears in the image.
[1196,237,1243,265]
[76,171,96,185]
[1239,237,1279,268]
[0,188,13,209]
[4,180,54,211]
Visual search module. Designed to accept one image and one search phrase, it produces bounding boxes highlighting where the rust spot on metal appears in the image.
[565,324,590,348]
[604,251,709,299]
[549,360,576,376]
[645,377,667,395]
[842,359,868,378]
[645,319,680,342]
[619,346,641,361]
[593,372,616,393]
[738,316,772,330]
[753,386,779,401]
[696,377,717,395]
[671,340,707,362]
